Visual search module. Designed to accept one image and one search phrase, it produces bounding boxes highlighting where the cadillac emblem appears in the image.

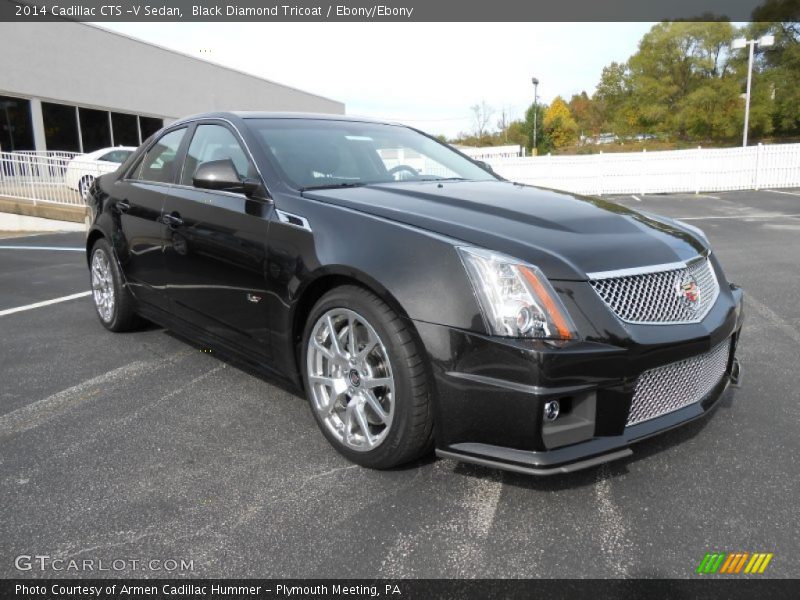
[677,274,701,309]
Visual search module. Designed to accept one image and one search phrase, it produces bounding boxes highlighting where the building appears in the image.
[0,21,344,154]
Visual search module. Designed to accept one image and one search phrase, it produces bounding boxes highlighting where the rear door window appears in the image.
[134,128,187,184]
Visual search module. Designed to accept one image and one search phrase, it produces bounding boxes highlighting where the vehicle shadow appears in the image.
[159,326,739,488]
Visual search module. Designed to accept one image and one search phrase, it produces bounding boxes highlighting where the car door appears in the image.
[160,121,273,356]
[113,126,188,310]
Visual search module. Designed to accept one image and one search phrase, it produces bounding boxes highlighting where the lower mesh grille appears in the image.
[627,341,730,426]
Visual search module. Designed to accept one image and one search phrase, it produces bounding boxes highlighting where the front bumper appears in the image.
[419,284,745,475]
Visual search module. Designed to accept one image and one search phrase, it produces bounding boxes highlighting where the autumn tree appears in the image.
[543,97,579,148]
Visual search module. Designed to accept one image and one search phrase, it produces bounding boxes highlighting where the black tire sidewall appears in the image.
[302,287,422,469]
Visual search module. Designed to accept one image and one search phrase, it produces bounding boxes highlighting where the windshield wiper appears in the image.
[415,177,468,182]
[299,182,370,191]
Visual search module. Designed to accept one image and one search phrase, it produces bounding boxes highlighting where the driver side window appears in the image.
[181,124,255,187]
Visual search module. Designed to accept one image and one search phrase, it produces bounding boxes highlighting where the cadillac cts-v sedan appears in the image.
[85,113,744,475]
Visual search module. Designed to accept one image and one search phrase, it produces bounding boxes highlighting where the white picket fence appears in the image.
[458,144,525,159]
[1,143,799,207]
[0,150,103,206]
[488,143,800,195]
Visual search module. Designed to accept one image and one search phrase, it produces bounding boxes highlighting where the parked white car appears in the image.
[64,146,136,199]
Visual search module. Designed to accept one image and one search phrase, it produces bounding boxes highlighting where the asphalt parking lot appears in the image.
[1,188,799,579]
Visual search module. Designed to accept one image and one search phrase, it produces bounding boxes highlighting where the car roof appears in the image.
[173,111,403,127]
[81,146,137,158]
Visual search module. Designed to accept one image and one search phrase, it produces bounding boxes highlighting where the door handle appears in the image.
[162,213,184,228]
[116,200,130,213]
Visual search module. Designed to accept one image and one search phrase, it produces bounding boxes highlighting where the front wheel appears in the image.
[302,286,433,469]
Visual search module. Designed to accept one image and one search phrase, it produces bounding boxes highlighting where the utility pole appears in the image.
[531,77,539,155]
[732,35,774,147]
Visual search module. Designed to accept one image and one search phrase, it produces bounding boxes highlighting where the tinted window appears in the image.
[79,107,111,152]
[139,117,164,140]
[181,124,255,186]
[111,112,139,146]
[249,119,496,190]
[0,95,34,152]
[135,128,186,183]
[42,102,80,152]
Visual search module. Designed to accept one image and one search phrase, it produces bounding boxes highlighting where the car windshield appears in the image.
[248,118,498,190]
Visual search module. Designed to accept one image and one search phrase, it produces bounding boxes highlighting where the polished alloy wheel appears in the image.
[307,308,395,451]
[79,177,93,201]
[91,248,115,323]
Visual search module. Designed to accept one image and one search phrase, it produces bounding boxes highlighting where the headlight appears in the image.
[457,246,578,340]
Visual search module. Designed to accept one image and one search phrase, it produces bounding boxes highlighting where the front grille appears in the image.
[589,256,719,324]
[627,341,730,426]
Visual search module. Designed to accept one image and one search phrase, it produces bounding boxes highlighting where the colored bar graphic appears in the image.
[699,552,774,575]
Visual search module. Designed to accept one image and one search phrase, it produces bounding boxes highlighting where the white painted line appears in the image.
[0,245,84,252]
[677,214,800,221]
[763,189,800,197]
[630,195,641,202]
[0,291,92,317]
[699,194,720,200]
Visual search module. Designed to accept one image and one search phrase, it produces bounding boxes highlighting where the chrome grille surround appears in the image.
[588,255,720,325]
[627,341,730,426]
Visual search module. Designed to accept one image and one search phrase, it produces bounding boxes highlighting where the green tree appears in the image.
[543,97,579,148]
[749,14,800,135]
[624,20,739,139]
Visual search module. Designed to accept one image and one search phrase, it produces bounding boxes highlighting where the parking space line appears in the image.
[630,195,641,202]
[0,291,91,317]
[0,245,84,252]
[764,189,800,197]
[677,214,800,221]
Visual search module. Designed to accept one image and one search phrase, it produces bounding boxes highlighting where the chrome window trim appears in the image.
[121,117,272,199]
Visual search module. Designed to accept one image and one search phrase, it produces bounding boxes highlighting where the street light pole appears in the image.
[732,35,774,147]
[531,77,539,154]
[743,40,755,147]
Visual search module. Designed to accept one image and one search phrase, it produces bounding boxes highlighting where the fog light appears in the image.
[543,400,560,421]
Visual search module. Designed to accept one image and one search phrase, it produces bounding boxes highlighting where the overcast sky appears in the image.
[99,22,655,137]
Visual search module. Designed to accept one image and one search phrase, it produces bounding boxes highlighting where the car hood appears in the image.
[303,180,706,280]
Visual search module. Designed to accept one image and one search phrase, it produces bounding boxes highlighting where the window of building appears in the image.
[0,95,35,152]
[135,127,186,183]
[111,112,139,147]
[79,107,111,152]
[43,102,81,153]
[139,117,164,142]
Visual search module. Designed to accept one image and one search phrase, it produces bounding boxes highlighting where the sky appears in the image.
[99,22,655,137]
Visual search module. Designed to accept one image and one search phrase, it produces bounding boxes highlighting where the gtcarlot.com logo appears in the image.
[696,552,774,574]
[14,555,194,572]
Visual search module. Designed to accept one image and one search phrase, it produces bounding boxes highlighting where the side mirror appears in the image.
[193,159,243,192]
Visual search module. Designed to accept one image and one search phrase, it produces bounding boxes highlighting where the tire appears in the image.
[89,238,143,332]
[79,176,94,201]
[302,285,434,469]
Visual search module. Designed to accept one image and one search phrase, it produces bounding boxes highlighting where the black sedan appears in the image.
[85,112,744,475]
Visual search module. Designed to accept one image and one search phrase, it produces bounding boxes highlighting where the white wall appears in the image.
[0,21,344,122]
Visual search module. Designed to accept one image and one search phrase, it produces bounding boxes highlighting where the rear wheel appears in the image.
[302,286,433,469]
[79,176,94,201]
[89,238,143,332]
